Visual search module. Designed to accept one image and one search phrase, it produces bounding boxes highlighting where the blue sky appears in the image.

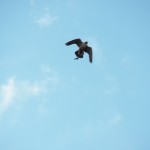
[0,0,150,150]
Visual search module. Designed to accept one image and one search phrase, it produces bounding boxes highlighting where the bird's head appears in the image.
[85,41,88,45]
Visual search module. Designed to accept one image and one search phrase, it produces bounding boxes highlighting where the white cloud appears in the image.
[108,113,122,126]
[121,55,130,64]
[0,77,16,115]
[104,75,119,96]
[41,65,60,91]
[121,55,133,68]
[66,0,78,8]
[29,0,35,7]
[28,1,58,27]
[0,67,61,116]
[36,104,48,119]
[41,66,52,73]
[82,115,122,138]
[17,80,46,96]
[35,13,58,27]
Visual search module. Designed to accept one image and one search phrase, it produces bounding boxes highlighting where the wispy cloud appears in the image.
[29,0,35,7]
[0,67,61,116]
[66,0,78,8]
[121,55,133,68]
[0,77,16,115]
[35,13,58,27]
[108,113,122,126]
[28,0,58,27]
[82,113,122,137]
[104,74,119,96]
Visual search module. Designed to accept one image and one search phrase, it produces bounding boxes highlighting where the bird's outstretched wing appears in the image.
[84,47,92,63]
[65,39,82,47]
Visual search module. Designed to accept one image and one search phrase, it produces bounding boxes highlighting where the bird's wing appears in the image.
[84,47,92,63]
[65,39,82,47]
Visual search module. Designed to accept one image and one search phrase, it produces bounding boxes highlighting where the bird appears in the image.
[65,38,93,63]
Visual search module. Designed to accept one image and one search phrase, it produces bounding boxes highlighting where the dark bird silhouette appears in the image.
[65,38,93,63]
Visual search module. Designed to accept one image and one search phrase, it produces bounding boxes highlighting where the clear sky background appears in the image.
[0,0,150,150]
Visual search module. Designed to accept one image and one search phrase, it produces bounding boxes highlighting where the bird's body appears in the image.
[80,42,88,50]
[65,38,93,63]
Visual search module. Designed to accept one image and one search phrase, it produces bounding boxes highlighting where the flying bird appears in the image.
[65,38,93,63]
